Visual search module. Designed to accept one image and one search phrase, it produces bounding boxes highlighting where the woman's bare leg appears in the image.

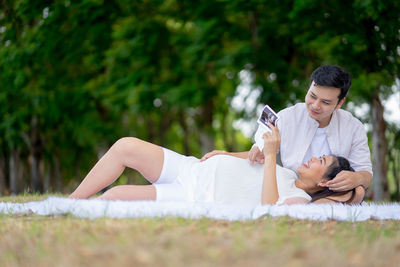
[69,137,163,199]
[97,185,156,201]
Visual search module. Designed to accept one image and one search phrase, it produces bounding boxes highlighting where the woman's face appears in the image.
[297,156,336,184]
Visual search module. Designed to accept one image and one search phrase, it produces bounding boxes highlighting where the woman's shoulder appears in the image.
[276,164,297,179]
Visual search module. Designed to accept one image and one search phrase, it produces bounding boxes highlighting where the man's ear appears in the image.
[336,97,346,110]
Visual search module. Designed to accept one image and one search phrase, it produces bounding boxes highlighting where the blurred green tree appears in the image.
[0,0,398,199]
[287,0,400,200]
[0,0,121,193]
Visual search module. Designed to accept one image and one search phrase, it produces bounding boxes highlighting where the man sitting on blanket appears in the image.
[202,65,372,204]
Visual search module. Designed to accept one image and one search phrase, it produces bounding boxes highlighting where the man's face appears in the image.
[305,82,345,127]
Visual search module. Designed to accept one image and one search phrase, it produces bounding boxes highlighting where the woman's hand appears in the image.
[262,122,281,157]
[261,122,280,205]
[200,150,228,162]
[248,146,265,164]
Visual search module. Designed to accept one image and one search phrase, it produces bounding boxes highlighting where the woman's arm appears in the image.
[311,198,337,204]
[262,154,279,205]
[227,151,249,159]
[261,123,281,205]
[282,197,310,204]
[200,150,248,161]
[201,149,267,164]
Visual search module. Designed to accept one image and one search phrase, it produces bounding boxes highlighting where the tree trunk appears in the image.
[371,94,389,200]
[200,131,214,156]
[178,111,190,155]
[199,100,215,155]
[393,153,399,201]
[220,109,235,152]
[147,117,156,143]
[390,148,399,201]
[0,154,5,195]
[30,151,43,193]
[31,115,44,193]
[158,112,172,147]
[9,149,21,195]
[43,160,51,193]
[248,10,260,51]
[75,150,83,185]
[53,154,63,193]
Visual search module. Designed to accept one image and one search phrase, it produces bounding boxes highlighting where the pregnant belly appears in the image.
[212,155,264,206]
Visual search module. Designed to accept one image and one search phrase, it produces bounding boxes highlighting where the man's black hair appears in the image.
[310,65,352,101]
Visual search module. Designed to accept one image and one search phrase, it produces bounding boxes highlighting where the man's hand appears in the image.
[200,150,228,162]
[325,170,360,191]
[350,186,366,204]
[248,146,265,164]
[322,170,368,204]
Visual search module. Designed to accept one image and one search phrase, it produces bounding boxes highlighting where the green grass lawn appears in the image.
[1,195,399,267]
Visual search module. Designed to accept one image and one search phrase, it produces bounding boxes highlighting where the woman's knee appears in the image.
[111,137,140,157]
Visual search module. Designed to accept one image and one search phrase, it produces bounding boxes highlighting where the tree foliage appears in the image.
[0,0,399,198]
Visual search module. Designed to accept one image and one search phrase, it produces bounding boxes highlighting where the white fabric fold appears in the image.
[1,197,399,221]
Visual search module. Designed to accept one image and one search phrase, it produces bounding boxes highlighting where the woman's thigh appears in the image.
[112,137,188,184]
[98,185,157,201]
[99,183,188,202]
[112,137,164,183]
[155,148,188,184]
[154,182,188,202]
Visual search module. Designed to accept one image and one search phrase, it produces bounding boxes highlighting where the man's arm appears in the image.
[323,117,372,204]
[324,171,371,204]
[332,119,373,189]
[326,170,372,191]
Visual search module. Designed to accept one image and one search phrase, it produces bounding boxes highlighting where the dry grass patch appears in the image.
[0,196,400,266]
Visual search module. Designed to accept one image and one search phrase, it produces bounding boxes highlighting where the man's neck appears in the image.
[317,114,333,128]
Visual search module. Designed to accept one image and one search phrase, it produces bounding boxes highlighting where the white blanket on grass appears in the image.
[1,197,400,221]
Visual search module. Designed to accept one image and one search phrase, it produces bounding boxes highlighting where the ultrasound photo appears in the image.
[257,105,278,131]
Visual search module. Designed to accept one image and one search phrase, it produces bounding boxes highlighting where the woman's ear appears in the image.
[317,179,330,187]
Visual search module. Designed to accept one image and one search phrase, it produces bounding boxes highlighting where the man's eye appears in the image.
[322,102,330,105]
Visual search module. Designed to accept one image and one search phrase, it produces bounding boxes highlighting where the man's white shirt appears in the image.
[253,103,372,174]
[302,127,331,164]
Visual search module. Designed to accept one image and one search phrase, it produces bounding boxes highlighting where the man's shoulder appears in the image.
[278,103,307,118]
[335,109,364,128]
[279,102,305,113]
[276,103,313,133]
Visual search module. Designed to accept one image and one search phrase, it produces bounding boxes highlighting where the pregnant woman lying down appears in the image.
[69,123,355,205]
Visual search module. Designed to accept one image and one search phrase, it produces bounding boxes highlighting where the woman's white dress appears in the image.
[176,155,311,205]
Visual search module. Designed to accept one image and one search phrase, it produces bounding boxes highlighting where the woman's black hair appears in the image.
[325,156,354,179]
[311,156,356,203]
